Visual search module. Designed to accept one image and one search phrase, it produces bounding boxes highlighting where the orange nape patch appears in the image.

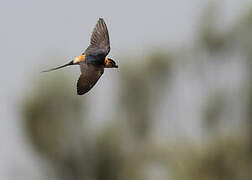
[74,54,86,64]
[105,57,109,64]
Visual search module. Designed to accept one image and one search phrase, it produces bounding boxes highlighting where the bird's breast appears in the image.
[86,55,105,65]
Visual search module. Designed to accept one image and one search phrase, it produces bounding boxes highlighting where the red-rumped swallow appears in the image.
[42,18,118,95]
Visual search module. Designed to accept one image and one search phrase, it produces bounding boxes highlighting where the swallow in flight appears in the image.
[42,18,118,95]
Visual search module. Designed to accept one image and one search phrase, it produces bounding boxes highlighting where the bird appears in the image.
[42,18,118,95]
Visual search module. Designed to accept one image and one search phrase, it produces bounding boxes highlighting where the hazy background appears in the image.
[1,0,252,179]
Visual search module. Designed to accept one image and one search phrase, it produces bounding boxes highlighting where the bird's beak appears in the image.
[114,64,118,68]
[41,60,74,73]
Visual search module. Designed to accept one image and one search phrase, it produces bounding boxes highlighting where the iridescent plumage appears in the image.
[42,18,118,95]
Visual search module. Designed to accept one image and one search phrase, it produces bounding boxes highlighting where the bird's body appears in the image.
[42,18,118,95]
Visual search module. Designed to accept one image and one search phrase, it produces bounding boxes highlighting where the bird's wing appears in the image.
[83,18,110,57]
[77,63,104,95]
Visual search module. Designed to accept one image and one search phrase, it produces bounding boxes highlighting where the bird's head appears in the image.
[105,58,118,68]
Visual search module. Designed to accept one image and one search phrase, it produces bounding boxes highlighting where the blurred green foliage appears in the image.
[21,3,252,180]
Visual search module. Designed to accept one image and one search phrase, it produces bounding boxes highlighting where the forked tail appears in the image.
[41,60,74,73]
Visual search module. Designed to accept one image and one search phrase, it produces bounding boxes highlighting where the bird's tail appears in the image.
[41,60,74,73]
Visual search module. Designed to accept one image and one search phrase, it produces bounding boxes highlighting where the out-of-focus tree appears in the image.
[118,52,172,140]
[21,54,174,180]
[22,73,95,180]
[20,4,252,180]
[202,94,225,134]
[199,4,228,53]
[240,9,252,154]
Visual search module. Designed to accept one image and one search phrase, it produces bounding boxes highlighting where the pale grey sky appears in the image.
[0,0,251,179]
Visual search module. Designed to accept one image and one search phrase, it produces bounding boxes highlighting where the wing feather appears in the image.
[83,18,110,57]
[77,63,104,95]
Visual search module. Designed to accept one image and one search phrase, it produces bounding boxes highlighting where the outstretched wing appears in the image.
[83,18,110,57]
[77,63,104,95]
